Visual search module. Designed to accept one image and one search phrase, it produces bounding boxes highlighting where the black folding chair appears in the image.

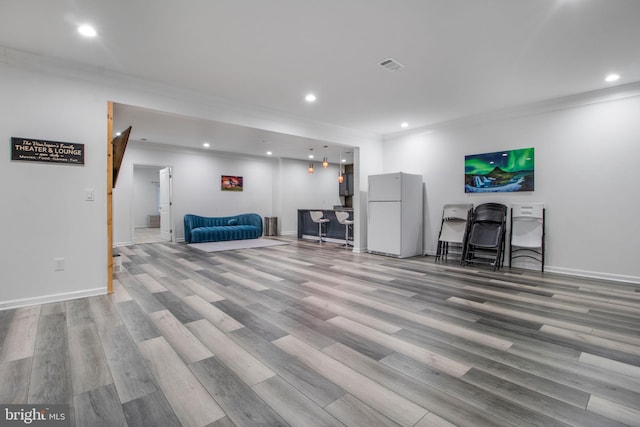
[464,203,507,270]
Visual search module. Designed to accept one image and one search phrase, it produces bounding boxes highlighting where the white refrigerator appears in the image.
[367,172,423,258]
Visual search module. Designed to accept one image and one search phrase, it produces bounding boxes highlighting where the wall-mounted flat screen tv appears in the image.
[112,126,131,187]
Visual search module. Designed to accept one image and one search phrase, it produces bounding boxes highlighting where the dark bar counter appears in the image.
[297,209,353,241]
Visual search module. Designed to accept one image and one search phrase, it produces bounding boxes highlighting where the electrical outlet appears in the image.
[85,189,95,201]
[54,258,65,271]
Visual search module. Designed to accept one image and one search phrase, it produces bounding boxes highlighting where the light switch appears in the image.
[85,189,95,201]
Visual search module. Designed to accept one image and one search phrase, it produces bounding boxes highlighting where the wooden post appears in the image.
[107,101,114,294]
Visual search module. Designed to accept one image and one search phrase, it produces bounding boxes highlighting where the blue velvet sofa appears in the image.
[184,213,263,243]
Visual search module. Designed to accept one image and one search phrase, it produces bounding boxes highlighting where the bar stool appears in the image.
[309,211,330,243]
[335,211,354,247]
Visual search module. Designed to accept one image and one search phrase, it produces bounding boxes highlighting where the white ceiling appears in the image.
[2,0,640,160]
[112,103,355,163]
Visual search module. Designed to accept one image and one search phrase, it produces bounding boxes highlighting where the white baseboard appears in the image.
[0,287,107,311]
[424,250,640,284]
[544,266,640,285]
[113,241,134,247]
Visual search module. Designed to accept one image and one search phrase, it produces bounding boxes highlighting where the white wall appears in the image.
[133,166,161,228]
[383,92,640,282]
[0,65,107,308]
[0,49,381,309]
[114,142,277,245]
[3,46,636,312]
[276,158,343,235]
[114,145,344,244]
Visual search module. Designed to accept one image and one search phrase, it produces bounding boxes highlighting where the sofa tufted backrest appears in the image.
[184,213,263,243]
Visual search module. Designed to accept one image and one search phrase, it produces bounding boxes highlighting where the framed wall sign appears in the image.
[221,175,243,191]
[11,137,85,165]
[465,147,534,193]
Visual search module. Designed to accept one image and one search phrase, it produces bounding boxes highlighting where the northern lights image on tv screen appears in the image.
[465,147,534,193]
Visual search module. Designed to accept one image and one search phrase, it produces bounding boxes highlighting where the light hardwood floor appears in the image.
[1,237,639,426]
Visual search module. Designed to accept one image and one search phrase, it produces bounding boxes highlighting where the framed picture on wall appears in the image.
[465,147,534,193]
[221,175,243,191]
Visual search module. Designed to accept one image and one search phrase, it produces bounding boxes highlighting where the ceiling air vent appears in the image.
[379,58,404,71]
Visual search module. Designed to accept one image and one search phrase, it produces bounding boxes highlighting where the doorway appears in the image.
[132,164,173,244]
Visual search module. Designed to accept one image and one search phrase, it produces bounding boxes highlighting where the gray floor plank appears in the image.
[190,356,289,426]
[186,319,275,386]
[6,238,639,427]
[213,299,288,342]
[138,336,225,427]
[88,294,124,334]
[121,389,182,427]
[229,326,346,407]
[252,375,343,427]
[115,299,161,342]
[0,305,40,363]
[28,312,71,404]
[68,322,113,395]
[274,334,428,427]
[149,309,213,364]
[121,277,167,313]
[182,295,244,332]
[248,302,337,349]
[0,358,31,404]
[65,298,94,329]
[325,393,401,427]
[325,342,508,427]
[97,324,158,403]
[280,304,396,361]
[154,290,205,323]
[155,275,194,297]
[0,309,16,352]
[207,415,238,427]
[181,278,226,302]
[327,315,471,378]
[395,325,640,411]
[74,383,127,427]
[40,301,66,315]
[461,367,628,427]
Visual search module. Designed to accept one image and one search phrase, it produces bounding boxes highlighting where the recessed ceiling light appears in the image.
[266,151,272,156]
[203,142,210,148]
[305,93,317,103]
[78,25,97,38]
[605,73,620,82]
[401,122,409,128]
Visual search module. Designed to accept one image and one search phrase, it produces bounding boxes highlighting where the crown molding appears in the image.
[384,81,640,140]
[0,45,381,146]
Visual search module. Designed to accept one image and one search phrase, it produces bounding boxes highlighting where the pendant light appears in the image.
[337,148,344,183]
[322,145,329,168]
[308,148,314,173]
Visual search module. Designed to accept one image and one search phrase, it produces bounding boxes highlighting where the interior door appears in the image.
[159,167,173,241]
